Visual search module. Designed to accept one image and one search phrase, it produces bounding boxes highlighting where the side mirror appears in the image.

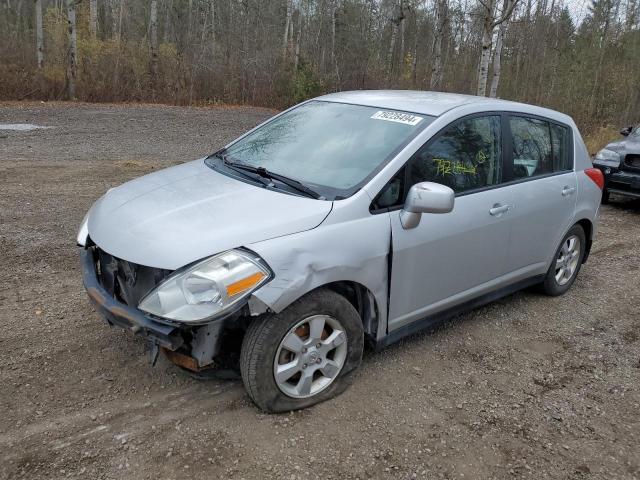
[400,181,455,229]
[620,126,633,137]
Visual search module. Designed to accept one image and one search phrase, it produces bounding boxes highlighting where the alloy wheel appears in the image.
[555,234,581,286]
[273,314,348,398]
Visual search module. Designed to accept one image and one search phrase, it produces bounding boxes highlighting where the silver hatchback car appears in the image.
[78,91,603,412]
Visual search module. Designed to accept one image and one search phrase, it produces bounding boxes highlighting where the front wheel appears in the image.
[541,225,586,296]
[240,289,364,412]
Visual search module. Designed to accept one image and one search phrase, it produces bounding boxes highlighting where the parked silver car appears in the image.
[593,124,640,202]
[78,91,603,412]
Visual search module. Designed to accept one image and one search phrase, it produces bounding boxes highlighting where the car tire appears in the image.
[240,288,364,413]
[601,188,610,204]
[541,224,586,296]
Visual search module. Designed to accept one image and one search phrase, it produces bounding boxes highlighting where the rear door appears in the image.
[503,115,577,274]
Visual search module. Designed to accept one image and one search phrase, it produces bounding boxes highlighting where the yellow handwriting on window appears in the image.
[434,158,476,176]
[476,150,489,165]
[435,158,451,176]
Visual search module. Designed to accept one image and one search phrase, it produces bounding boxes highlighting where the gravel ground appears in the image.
[0,102,639,480]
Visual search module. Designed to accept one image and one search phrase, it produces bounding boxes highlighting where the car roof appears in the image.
[316,90,573,124]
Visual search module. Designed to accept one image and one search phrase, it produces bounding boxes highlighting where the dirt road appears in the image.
[1,102,638,480]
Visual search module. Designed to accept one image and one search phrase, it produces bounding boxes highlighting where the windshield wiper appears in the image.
[211,151,271,187]
[217,154,324,200]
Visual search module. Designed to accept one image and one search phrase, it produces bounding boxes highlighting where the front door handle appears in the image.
[489,203,511,216]
[561,186,576,196]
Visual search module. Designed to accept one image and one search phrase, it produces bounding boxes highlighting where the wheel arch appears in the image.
[574,218,593,263]
[322,281,380,345]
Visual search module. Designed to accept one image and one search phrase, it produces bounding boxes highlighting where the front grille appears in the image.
[93,246,172,307]
[623,154,640,171]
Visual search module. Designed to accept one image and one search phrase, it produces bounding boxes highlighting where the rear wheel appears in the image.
[240,289,363,412]
[541,225,585,296]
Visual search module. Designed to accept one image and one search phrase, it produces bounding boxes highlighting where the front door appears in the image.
[387,114,513,332]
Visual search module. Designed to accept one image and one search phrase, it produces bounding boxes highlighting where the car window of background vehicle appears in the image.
[406,115,502,194]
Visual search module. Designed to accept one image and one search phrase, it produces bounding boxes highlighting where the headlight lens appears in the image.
[594,148,620,167]
[139,250,270,323]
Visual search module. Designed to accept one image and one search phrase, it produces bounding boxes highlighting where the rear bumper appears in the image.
[80,248,184,350]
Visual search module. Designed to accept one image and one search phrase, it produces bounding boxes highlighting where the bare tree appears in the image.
[430,0,448,90]
[210,0,216,54]
[35,0,44,69]
[476,0,518,96]
[387,0,409,84]
[66,0,78,100]
[150,0,158,89]
[89,0,98,38]
[283,0,292,59]
[294,1,303,70]
[110,0,119,39]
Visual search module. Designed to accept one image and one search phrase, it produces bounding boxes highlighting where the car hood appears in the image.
[88,159,332,270]
[604,138,640,154]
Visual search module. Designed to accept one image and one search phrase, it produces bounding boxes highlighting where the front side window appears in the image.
[407,115,502,194]
[631,125,640,139]
[212,101,433,199]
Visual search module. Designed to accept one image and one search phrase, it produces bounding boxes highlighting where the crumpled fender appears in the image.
[247,211,390,340]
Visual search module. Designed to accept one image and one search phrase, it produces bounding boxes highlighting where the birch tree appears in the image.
[35,0,44,69]
[476,0,518,96]
[66,0,78,99]
[489,11,506,97]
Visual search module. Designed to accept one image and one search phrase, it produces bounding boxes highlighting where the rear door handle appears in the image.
[489,203,511,216]
[562,186,576,196]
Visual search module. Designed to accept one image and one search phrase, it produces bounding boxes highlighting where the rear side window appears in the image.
[407,115,502,194]
[550,123,571,171]
[509,116,572,179]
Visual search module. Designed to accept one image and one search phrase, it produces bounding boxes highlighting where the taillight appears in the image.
[585,168,604,190]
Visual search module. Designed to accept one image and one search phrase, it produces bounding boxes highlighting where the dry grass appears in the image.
[584,125,622,156]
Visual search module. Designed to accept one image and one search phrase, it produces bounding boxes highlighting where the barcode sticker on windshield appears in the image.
[371,111,423,126]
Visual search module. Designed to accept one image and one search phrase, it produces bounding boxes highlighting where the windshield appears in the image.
[210,101,433,199]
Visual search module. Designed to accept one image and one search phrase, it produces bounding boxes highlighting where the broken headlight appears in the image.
[138,250,270,323]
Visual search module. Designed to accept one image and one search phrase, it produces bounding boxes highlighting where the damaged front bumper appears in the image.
[80,247,185,350]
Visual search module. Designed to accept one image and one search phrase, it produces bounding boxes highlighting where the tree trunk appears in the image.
[477,0,517,96]
[330,1,337,73]
[294,1,303,71]
[476,15,493,96]
[150,0,158,89]
[163,0,172,43]
[35,0,44,69]
[430,0,447,90]
[89,0,97,37]
[210,0,215,54]
[489,22,505,97]
[110,0,118,39]
[66,0,77,100]
[283,0,291,59]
